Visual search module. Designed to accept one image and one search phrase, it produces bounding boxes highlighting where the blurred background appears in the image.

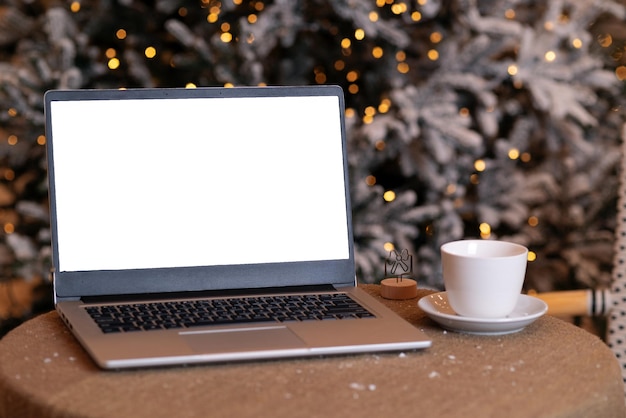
[0,0,625,336]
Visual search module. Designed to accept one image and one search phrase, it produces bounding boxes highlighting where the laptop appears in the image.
[44,85,431,369]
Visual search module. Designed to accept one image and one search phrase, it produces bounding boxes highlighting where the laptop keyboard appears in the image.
[85,293,376,333]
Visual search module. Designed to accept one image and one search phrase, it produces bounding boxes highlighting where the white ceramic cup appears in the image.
[441,239,528,318]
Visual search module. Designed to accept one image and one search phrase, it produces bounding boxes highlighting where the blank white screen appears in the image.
[49,95,350,272]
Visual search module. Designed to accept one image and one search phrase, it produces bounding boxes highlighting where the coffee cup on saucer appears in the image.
[441,239,528,318]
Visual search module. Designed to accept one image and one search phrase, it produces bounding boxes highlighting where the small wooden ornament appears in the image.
[381,248,418,299]
[380,278,418,300]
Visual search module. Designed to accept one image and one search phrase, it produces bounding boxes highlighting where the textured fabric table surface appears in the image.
[0,285,624,418]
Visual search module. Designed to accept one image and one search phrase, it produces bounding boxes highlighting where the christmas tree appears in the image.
[0,0,625,320]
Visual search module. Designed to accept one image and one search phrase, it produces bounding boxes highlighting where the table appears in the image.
[0,285,624,418]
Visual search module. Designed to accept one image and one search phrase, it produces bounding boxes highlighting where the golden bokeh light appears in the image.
[383,190,396,202]
[108,57,120,70]
[144,46,157,59]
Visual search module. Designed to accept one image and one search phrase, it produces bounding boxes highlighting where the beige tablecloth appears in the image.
[0,285,624,418]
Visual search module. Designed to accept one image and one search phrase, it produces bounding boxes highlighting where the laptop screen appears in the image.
[47,90,351,274]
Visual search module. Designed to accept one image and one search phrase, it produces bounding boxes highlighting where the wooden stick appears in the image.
[528,289,611,317]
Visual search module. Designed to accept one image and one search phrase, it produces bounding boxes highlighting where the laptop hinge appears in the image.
[80,284,338,304]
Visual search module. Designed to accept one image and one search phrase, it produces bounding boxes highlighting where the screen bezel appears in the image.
[44,86,356,299]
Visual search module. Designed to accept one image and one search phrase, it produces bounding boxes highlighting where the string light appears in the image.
[314,70,326,84]
[378,98,391,113]
[3,169,14,181]
[391,3,407,14]
[528,251,537,262]
[479,222,491,238]
[365,175,376,186]
[474,159,486,172]
[363,106,375,124]
[108,57,120,70]
[383,190,396,202]
[144,46,157,59]
[508,148,520,160]
[544,50,556,62]
[384,242,395,252]
[207,11,219,23]
[430,32,442,44]
[528,216,539,227]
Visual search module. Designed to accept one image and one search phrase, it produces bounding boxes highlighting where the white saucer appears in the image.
[418,292,548,335]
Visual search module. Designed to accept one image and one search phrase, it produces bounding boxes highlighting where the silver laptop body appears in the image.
[44,85,431,369]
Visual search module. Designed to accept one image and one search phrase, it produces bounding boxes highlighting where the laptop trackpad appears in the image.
[181,326,307,353]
